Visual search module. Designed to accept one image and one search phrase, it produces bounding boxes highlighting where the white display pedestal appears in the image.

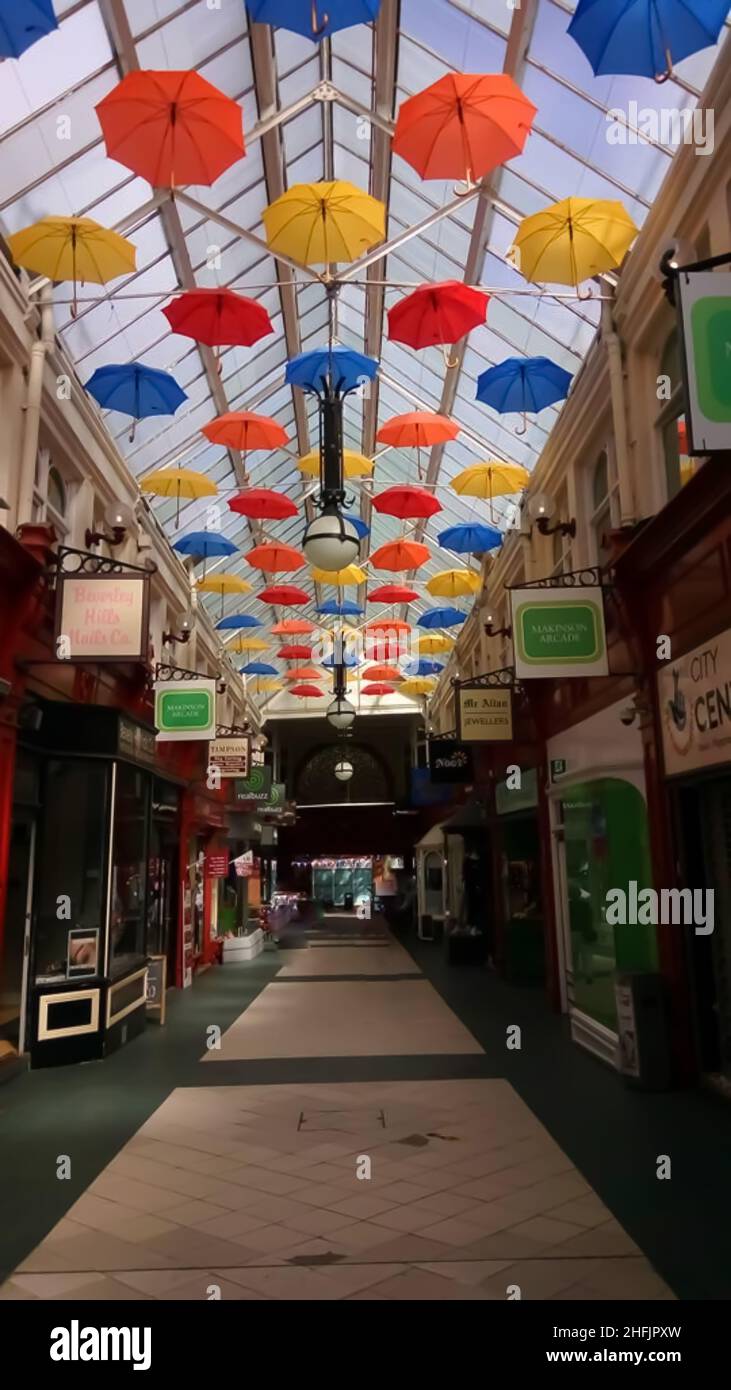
[222,930,264,963]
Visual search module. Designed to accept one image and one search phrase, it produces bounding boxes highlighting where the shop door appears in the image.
[1,814,35,1052]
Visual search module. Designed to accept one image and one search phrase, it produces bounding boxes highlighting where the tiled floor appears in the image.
[0,929,674,1301]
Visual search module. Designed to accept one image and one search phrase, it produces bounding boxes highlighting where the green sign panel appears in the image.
[550,758,567,782]
[154,679,217,742]
[678,271,731,453]
[235,765,272,802]
[510,586,608,680]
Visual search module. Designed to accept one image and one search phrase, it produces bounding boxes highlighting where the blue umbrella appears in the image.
[343,512,370,540]
[0,0,58,58]
[86,363,187,441]
[240,662,279,677]
[417,607,467,630]
[568,0,729,81]
[216,614,262,630]
[246,1,382,42]
[286,345,379,397]
[322,652,359,669]
[437,522,502,554]
[404,659,445,678]
[174,530,238,578]
[476,356,572,436]
[317,599,364,617]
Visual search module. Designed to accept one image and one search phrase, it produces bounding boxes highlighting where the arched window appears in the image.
[47,466,66,522]
[590,448,619,566]
[656,328,694,501]
[33,451,69,537]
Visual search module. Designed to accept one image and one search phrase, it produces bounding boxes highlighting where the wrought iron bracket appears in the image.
[155,662,212,682]
[452,666,521,692]
[507,565,614,591]
[48,546,157,578]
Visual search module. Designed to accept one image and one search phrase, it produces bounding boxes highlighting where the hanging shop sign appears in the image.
[154,678,216,742]
[234,851,259,879]
[457,686,514,742]
[510,586,608,679]
[234,765,272,802]
[208,736,251,778]
[429,739,474,784]
[676,270,731,455]
[496,767,538,815]
[55,572,150,662]
[658,626,731,777]
[205,852,229,878]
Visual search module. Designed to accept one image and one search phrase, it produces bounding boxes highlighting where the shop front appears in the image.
[546,698,657,1067]
[12,702,184,1067]
[495,769,545,984]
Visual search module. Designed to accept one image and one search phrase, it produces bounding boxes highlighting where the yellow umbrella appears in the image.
[141,467,218,526]
[400,677,437,698]
[197,574,252,596]
[418,634,455,655]
[8,216,136,317]
[310,564,367,587]
[227,636,269,654]
[426,568,481,599]
[263,181,386,267]
[298,448,374,479]
[451,461,529,520]
[254,679,282,693]
[510,197,638,287]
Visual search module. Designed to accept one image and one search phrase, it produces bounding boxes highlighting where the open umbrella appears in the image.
[476,357,572,435]
[86,363,187,441]
[310,564,367,587]
[344,512,370,540]
[417,608,467,630]
[376,412,459,479]
[96,71,245,189]
[362,684,396,697]
[0,0,58,58]
[372,486,442,521]
[317,599,364,617]
[511,198,638,289]
[368,584,420,604]
[174,530,238,578]
[404,659,445,678]
[272,618,316,634]
[284,667,324,682]
[163,288,272,369]
[365,619,411,634]
[298,448,373,479]
[260,584,310,606]
[246,0,382,40]
[400,677,437,698]
[246,541,305,573]
[568,0,729,82]
[286,346,379,396]
[254,679,283,693]
[371,539,430,572]
[450,461,530,519]
[140,466,217,527]
[8,216,136,317]
[388,280,489,367]
[277,645,314,660]
[290,684,325,698]
[216,613,263,630]
[203,411,288,481]
[241,662,279,677]
[426,568,481,599]
[362,666,403,683]
[263,181,385,266]
[418,635,455,655]
[228,637,270,653]
[228,488,298,521]
[196,572,252,619]
[437,522,502,554]
[394,74,536,186]
[322,652,359,669]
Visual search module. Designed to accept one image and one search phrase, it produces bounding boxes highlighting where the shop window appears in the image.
[590,448,619,567]
[33,450,69,537]
[656,329,695,501]
[109,763,149,978]
[34,760,109,983]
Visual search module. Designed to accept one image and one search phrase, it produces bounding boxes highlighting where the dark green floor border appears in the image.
[0,955,280,1282]
[398,930,731,1302]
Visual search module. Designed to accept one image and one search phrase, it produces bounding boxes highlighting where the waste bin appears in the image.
[614,972,672,1089]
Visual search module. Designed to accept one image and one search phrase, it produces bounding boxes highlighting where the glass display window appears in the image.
[34,759,109,984]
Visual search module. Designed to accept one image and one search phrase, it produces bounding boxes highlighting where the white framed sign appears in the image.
[154,679,217,742]
[677,270,731,455]
[56,573,149,662]
[658,627,731,777]
[510,585,608,679]
[208,737,251,778]
[457,686,513,742]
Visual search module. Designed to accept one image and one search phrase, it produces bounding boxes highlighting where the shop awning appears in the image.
[415,822,446,851]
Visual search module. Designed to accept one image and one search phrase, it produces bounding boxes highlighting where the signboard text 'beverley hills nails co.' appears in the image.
[56,574,149,661]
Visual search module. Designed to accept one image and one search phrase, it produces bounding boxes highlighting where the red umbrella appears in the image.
[362,665,403,682]
[362,684,396,697]
[371,539,430,572]
[388,280,489,367]
[372,485,442,520]
[228,488,298,521]
[393,73,536,185]
[290,684,324,698]
[246,541,305,573]
[259,585,310,606]
[277,644,314,660]
[365,619,412,633]
[272,618,316,634]
[376,412,459,479]
[368,584,420,603]
[164,288,272,350]
[97,71,245,189]
[285,667,323,682]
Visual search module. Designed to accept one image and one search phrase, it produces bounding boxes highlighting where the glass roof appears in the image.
[1,0,728,710]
